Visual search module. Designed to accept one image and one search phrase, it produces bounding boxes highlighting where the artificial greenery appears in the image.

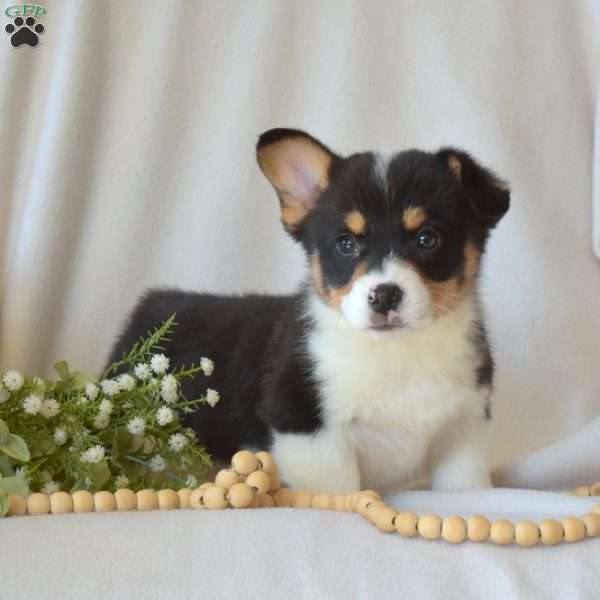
[0,315,216,516]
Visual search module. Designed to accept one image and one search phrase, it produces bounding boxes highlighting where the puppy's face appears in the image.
[257,129,509,337]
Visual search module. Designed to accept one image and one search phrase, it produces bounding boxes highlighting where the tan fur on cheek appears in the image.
[463,242,481,283]
[310,254,328,300]
[426,278,463,318]
[402,207,427,231]
[327,262,368,308]
[345,210,366,236]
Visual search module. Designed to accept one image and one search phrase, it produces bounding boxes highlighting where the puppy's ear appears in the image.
[438,148,510,227]
[257,128,339,237]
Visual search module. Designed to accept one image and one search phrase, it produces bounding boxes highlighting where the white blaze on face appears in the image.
[339,258,433,336]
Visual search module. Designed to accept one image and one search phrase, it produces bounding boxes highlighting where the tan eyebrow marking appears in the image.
[402,207,427,231]
[345,210,366,236]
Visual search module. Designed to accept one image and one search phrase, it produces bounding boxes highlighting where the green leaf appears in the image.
[68,371,97,390]
[0,492,9,517]
[0,418,9,438]
[0,434,31,462]
[28,433,55,458]
[0,454,13,477]
[88,461,111,491]
[0,476,29,496]
[54,361,71,381]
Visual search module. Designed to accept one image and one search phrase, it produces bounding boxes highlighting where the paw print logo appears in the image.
[5,16,45,48]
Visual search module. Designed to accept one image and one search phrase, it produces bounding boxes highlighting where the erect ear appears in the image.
[256,128,339,237]
[438,148,510,227]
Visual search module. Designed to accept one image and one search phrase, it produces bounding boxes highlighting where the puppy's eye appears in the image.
[416,227,441,250]
[336,234,359,256]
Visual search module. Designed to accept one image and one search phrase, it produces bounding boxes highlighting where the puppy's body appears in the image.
[109,129,509,492]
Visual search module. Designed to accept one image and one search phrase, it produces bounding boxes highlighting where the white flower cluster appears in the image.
[149,454,166,472]
[156,406,174,426]
[3,370,24,392]
[126,416,145,435]
[42,480,60,495]
[168,433,188,452]
[22,393,43,415]
[200,357,214,376]
[85,383,99,401]
[54,427,67,446]
[40,398,60,419]
[134,363,152,381]
[160,374,178,404]
[100,379,120,397]
[117,374,136,391]
[80,445,105,464]
[114,474,130,488]
[150,354,170,375]
[206,389,220,408]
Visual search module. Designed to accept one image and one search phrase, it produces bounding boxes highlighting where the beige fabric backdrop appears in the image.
[1,0,599,467]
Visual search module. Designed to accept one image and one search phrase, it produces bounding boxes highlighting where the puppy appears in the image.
[107,128,509,493]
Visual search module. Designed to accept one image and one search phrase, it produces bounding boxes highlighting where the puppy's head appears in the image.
[256,128,509,336]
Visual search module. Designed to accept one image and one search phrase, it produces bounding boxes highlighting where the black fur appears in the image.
[107,288,321,462]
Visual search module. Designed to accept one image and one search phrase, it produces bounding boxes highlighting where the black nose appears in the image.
[368,284,403,314]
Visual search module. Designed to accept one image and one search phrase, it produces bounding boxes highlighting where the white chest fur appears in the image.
[306,296,485,490]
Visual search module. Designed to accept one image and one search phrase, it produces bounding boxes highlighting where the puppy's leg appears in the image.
[429,416,493,491]
[271,428,360,493]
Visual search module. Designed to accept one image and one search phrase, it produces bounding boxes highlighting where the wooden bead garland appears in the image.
[6,450,600,548]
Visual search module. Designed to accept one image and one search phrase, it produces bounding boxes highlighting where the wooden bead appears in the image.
[345,492,360,512]
[360,490,382,502]
[27,493,50,516]
[467,515,490,542]
[539,519,564,545]
[251,493,260,508]
[178,488,192,509]
[94,491,116,512]
[312,492,334,510]
[562,517,585,542]
[115,489,137,511]
[590,482,600,496]
[418,514,442,540]
[8,494,27,516]
[50,491,73,514]
[272,488,293,507]
[490,520,514,545]
[395,512,419,537]
[355,495,376,516]
[72,490,94,513]
[231,450,258,476]
[292,491,313,508]
[158,489,180,510]
[442,516,467,544]
[256,493,275,508]
[202,485,228,509]
[515,520,540,547]
[364,501,387,524]
[368,503,397,532]
[268,469,281,492]
[199,482,212,490]
[573,486,591,497]
[228,483,255,508]
[137,489,158,511]
[189,488,205,509]
[246,471,271,495]
[255,451,276,475]
[582,513,600,537]
[215,469,241,490]
[332,494,347,511]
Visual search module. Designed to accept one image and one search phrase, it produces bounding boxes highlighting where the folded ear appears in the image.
[256,128,339,237]
[438,148,510,227]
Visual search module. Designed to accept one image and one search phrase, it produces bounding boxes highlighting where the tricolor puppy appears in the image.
[108,128,509,492]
